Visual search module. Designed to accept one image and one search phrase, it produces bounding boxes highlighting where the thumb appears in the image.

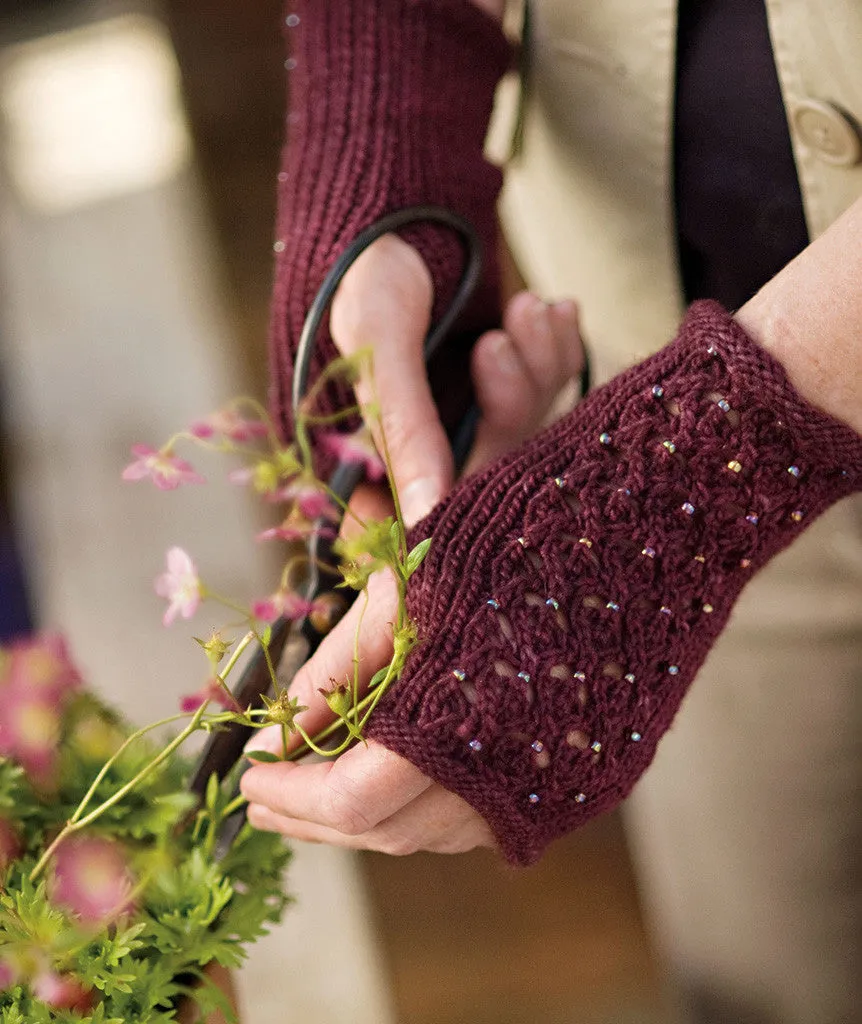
[330,234,454,526]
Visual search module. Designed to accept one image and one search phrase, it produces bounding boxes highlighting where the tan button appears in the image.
[791,99,862,167]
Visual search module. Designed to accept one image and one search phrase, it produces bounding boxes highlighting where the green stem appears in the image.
[30,702,214,882]
[65,712,195,829]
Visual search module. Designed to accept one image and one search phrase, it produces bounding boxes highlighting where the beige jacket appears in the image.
[501,0,862,382]
[498,0,862,629]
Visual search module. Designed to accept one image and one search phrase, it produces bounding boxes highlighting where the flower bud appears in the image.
[309,594,348,635]
[319,682,351,719]
[261,691,306,731]
[194,631,234,669]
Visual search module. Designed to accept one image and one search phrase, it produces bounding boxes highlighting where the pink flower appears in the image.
[50,835,136,926]
[0,690,61,788]
[3,634,81,704]
[252,589,316,624]
[179,677,240,714]
[256,521,334,543]
[0,817,22,873]
[0,958,18,991]
[273,481,337,520]
[320,430,386,481]
[190,408,268,442]
[122,444,205,490]
[154,547,202,626]
[32,971,94,1013]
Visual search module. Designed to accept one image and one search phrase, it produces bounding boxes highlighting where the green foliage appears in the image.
[0,698,290,1023]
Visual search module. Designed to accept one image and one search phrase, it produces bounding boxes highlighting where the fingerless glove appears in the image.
[269,0,510,435]
[367,302,862,864]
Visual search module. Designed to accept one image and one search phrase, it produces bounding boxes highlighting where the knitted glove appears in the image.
[268,0,511,436]
[366,302,862,865]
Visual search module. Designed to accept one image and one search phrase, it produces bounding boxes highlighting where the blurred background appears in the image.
[0,1,667,1021]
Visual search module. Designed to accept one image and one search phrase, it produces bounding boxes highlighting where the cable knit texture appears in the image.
[366,302,862,865]
[269,0,510,440]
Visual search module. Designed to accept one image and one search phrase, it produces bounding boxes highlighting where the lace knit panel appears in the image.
[367,302,862,864]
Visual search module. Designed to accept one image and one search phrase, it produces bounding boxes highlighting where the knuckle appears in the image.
[323,780,374,837]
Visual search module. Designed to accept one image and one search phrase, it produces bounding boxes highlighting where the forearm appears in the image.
[736,196,862,436]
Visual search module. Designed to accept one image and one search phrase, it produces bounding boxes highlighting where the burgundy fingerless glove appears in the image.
[366,302,862,865]
[269,0,511,436]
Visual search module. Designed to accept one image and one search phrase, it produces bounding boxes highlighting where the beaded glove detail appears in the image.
[366,302,862,865]
[269,0,510,437]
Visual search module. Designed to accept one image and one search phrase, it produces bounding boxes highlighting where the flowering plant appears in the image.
[0,353,425,1021]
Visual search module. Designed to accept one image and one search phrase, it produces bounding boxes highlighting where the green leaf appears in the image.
[243,750,281,763]
[405,537,432,577]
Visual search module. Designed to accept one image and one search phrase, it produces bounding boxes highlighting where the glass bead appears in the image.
[273,240,286,253]
[518,671,531,683]
[575,793,587,804]
[791,510,804,522]
[668,665,680,675]
[717,399,731,412]
[452,668,466,681]
[707,344,718,356]
[746,513,759,525]
[517,536,527,547]
[659,606,672,616]
[554,476,565,488]
[642,546,656,558]
[277,171,289,182]
[468,739,482,752]
[531,740,544,753]
[727,459,742,473]
[486,598,500,610]
[579,537,593,548]
[694,554,706,563]
[652,384,664,399]
[788,465,801,478]
[599,432,613,446]
[285,13,300,26]
[528,793,541,805]
[702,603,714,614]
[630,731,642,742]
[606,600,620,612]
[546,598,560,610]
[682,502,696,516]
[624,673,636,683]
[284,57,298,70]
[573,671,587,681]
[590,741,602,753]
[740,558,752,568]
[662,440,677,454]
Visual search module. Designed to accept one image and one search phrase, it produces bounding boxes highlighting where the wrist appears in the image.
[734,198,862,437]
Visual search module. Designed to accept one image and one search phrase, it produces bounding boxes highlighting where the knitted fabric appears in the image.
[366,302,862,865]
[268,0,510,442]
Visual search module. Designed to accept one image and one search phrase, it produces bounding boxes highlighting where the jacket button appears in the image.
[791,99,862,167]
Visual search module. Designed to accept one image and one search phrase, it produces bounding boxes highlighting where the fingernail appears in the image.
[489,332,520,377]
[401,477,441,527]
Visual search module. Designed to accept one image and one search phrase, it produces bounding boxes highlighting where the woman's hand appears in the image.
[241,290,585,854]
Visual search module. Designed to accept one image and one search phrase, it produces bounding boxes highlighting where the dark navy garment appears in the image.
[674,0,810,309]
